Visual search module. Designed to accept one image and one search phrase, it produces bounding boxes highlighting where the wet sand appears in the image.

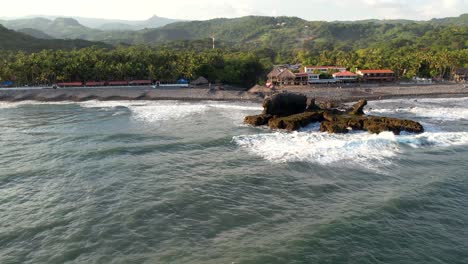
[0,84,467,103]
[0,87,263,102]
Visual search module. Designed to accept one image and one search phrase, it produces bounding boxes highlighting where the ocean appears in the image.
[0,98,467,264]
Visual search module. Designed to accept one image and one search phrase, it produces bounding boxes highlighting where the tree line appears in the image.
[0,45,466,87]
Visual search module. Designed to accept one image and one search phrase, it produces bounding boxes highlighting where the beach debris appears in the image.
[244,93,424,134]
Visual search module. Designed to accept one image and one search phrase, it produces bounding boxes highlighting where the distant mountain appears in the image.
[111,14,467,51]
[89,15,182,30]
[1,14,466,52]
[17,28,53,39]
[0,24,111,51]
[0,15,181,40]
[0,17,102,39]
[1,15,182,31]
[335,19,416,25]
[430,14,468,25]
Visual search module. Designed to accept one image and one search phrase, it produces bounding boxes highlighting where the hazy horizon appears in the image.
[2,0,467,21]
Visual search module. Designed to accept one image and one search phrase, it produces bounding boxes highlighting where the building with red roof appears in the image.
[332,71,358,82]
[356,69,396,82]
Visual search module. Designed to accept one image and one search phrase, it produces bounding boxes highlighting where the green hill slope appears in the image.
[0,24,111,51]
[118,15,467,53]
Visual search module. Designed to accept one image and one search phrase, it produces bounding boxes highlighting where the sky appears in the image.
[1,0,467,21]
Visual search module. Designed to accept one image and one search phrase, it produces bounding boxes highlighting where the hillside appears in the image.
[95,15,182,30]
[112,15,468,53]
[1,14,466,53]
[17,28,53,39]
[0,24,111,51]
[0,17,102,39]
[430,14,468,26]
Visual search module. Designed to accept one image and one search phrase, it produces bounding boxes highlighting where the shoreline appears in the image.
[0,85,467,103]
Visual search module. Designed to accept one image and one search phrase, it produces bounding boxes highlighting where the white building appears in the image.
[303,66,347,74]
[332,71,358,82]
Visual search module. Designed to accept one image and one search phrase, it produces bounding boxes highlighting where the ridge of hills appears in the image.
[0,14,466,52]
[0,24,111,51]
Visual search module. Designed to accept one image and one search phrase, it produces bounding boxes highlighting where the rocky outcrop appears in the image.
[245,93,424,135]
[244,114,273,126]
[262,93,307,116]
[348,99,367,115]
[268,112,323,131]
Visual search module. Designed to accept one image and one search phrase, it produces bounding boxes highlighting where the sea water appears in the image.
[0,98,467,264]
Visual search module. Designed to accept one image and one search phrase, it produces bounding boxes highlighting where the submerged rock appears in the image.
[320,121,350,134]
[245,95,424,135]
[268,112,323,131]
[244,114,273,126]
[363,117,424,135]
[263,93,307,116]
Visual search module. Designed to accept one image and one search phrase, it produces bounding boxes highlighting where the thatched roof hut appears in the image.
[191,76,209,86]
[267,68,282,79]
[277,69,296,81]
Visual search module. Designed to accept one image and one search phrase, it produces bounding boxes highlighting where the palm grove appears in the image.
[0,15,467,87]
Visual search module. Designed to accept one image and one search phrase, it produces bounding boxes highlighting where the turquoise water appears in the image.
[0,99,467,264]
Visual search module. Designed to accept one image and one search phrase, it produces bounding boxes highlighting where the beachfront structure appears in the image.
[268,68,296,85]
[356,69,395,82]
[294,73,309,85]
[267,66,398,86]
[454,68,468,82]
[333,71,358,82]
[302,66,347,74]
[191,76,209,86]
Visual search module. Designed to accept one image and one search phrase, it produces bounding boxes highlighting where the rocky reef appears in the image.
[244,93,424,135]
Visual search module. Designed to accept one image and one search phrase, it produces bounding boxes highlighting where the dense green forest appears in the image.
[0,47,265,87]
[1,45,466,87]
[0,14,467,87]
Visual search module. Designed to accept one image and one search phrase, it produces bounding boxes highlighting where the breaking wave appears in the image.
[79,100,209,122]
[233,130,468,167]
[366,97,468,120]
[0,101,74,109]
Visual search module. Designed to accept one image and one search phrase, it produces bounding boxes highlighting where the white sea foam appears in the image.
[367,106,468,121]
[207,102,263,125]
[0,101,74,109]
[78,100,209,122]
[207,103,263,111]
[79,100,262,123]
[233,131,468,167]
[366,97,468,121]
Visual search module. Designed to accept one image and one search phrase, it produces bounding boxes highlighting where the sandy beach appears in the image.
[0,84,466,103]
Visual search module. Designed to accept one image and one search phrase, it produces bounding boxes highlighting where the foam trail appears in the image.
[366,97,468,121]
[234,131,399,167]
[79,100,209,122]
[234,131,468,167]
[0,101,75,109]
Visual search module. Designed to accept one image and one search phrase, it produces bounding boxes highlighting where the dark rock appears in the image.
[244,96,424,134]
[263,93,307,116]
[306,98,321,111]
[349,99,367,115]
[363,117,424,134]
[320,121,349,134]
[268,112,323,131]
[322,109,346,122]
[244,114,272,126]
